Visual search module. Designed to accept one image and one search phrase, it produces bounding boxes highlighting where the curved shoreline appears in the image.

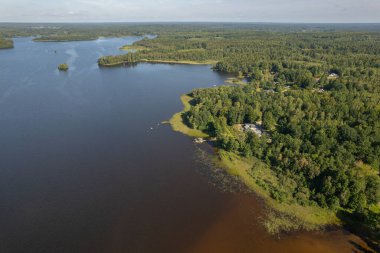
[169,90,378,251]
[169,95,209,138]
[33,38,98,42]
[169,92,340,234]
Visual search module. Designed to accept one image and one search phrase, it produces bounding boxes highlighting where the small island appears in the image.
[0,38,14,49]
[58,63,69,71]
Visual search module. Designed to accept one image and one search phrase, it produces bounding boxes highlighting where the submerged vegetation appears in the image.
[217,150,339,233]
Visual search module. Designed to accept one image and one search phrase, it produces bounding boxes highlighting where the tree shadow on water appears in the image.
[336,210,379,253]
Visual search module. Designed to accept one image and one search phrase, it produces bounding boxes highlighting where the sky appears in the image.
[0,0,379,23]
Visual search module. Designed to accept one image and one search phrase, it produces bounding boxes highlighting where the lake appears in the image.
[0,37,372,253]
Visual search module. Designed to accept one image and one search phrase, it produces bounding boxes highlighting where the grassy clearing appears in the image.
[169,95,209,138]
[355,161,378,176]
[120,45,150,51]
[217,149,339,234]
[225,77,247,85]
[369,204,380,214]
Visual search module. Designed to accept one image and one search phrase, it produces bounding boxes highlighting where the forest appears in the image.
[0,23,139,40]
[97,26,380,70]
[97,25,380,243]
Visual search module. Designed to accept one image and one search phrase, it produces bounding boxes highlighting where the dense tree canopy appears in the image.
[186,85,379,210]
[98,25,380,241]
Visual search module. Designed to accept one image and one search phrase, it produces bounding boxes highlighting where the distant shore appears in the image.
[99,59,217,67]
[33,37,98,42]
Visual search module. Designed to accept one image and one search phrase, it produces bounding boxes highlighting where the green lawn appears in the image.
[169,95,209,138]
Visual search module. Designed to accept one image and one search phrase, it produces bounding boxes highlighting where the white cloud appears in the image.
[0,0,379,22]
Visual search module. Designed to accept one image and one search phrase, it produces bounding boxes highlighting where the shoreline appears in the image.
[32,34,139,43]
[99,59,217,67]
[169,92,340,234]
[33,38,98,42]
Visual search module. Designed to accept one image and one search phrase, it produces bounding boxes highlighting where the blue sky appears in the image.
[0,0,379,23]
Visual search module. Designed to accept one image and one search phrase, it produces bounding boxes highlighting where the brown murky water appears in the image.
[0,37,374,253]
[185,193,369,253]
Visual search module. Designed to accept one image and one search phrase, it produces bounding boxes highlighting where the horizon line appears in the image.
[0,21,380,24]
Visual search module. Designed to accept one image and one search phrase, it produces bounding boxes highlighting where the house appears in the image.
[242,123,263,137]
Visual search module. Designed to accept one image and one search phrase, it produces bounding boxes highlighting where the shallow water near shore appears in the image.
[0,37,373,253]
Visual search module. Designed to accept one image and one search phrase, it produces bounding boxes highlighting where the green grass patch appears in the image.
[120,45,150,51]
[355,161,378,176]
[225,77,247,85]
[169,95,209,138]
[217,149,339,234]
[369,204,380,214]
